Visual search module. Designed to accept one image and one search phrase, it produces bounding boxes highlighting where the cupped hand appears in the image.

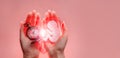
[44,11,68,58]
[20,10,40,58]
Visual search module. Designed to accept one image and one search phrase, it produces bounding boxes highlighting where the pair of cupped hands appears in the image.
[20,10,68,58]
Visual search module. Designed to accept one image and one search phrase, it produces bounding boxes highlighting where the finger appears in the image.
[20,23,32,48]
[36,13,41,26]
[31,10,37,26]
[44,42,50,50]
[56,38,68,51]
[56,31,68,51]
[25,12,32,24]
[61,22,68,35]
[61,22,67,35]
[39,41,47,53]
[30,41,40,49]
[20,23,27,39]
[45,10,59,28]
[51,10,57,19]
[44,10,51,22]
[44,42,54,52]
[47,10,52,18]
[45,10,56,21]
[49,10,58,20]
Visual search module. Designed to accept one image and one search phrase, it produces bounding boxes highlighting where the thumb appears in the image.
[44,42,55,52]
[20,22,27,39]
[20,22,32,48]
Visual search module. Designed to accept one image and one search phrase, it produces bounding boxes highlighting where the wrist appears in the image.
[23,53,39,58]
[57,52,65,58]
[48,51,65,58]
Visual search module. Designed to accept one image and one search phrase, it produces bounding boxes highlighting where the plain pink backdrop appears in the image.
[0,0,120,58]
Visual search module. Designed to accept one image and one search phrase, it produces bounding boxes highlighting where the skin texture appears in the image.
[20,10,68,58]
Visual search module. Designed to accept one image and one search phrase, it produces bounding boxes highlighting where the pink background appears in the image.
[0,0,120,58]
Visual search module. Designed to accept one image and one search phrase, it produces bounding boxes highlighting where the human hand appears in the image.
[45,30,68,58]
[44,12,68,58]
[20,10,40,58]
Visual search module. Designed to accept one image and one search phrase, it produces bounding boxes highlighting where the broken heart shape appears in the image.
[23,10,66,53]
